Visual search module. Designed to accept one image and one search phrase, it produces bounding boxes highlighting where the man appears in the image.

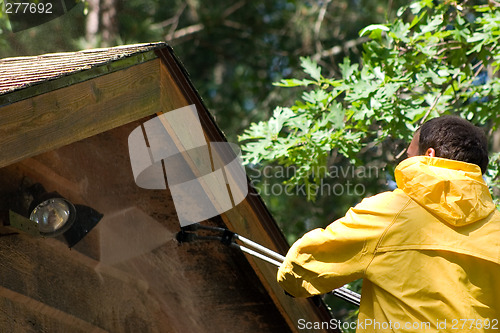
[277,116,500,332]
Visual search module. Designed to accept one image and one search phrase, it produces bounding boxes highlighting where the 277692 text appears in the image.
[3,2,53,14]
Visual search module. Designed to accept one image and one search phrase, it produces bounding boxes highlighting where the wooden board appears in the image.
[0,59,162,169]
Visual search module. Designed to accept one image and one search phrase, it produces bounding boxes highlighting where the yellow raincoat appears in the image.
[277,156,500,332]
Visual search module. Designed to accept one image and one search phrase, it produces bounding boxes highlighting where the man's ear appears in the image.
[425,148,436,157]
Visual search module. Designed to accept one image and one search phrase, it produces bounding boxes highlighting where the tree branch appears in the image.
[312,37,369,61]
[165,2,247,43]
[420,70,461,125]
[223,1,247,18]
[488,0,500,7]
[314,0,332,60]
[169,23,205,42]
[152,4,187,30]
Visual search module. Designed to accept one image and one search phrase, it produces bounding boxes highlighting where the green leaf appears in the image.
[339,58,358,80]
[327,103,346,129]
[274,78,315,87]
[396,5,408,17]
[359,24,390,39]
[420,15,443,34]
[390,20,411,41]
[268,107,294,135]
[409,11,426,29]
[300,57,321,81]
[410,0,434,15]
[302,89,328,105]
[286,113,311,133]
[467,33,487,43]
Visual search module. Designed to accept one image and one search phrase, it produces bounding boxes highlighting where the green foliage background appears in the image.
[238,2,500,327]
[240,0,500,234]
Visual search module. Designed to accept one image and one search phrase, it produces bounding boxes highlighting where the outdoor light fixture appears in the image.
[2,183,103,247]
[28,193,77,237]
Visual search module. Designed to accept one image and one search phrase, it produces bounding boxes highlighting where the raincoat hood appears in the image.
[395,156,495,226]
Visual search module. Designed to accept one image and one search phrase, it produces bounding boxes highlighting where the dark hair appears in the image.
[418,115,489,174]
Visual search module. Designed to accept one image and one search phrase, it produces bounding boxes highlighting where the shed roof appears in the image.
[0,43,165,94]
[0,42,336,333]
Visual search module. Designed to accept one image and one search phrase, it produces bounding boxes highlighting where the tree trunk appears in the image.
[85,0,100,47]
[101,0,118,46]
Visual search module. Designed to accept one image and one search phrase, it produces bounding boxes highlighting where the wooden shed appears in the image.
[0,42,336,332]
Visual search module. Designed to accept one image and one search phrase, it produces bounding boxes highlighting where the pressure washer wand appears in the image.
[177,224,361,307]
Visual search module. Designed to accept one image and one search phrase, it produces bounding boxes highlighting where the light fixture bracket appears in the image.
[8,210,40,237]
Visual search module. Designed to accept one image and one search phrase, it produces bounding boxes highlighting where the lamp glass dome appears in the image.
[29,198,75,235]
